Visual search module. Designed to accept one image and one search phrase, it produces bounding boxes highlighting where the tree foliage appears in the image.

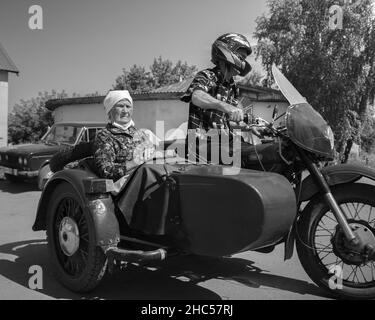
[236,69,264,87]
[8,90,101,144]
[255,0,375,162]
[361,105,375,153]
[113,56,198,92]
[8,90,67,144]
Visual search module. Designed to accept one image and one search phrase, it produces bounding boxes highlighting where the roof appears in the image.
[151,77,286,101]
[45,79,286,111]
[54,122,106,127]
[150,78,193,93]
[45,92,183,111]
[237,84,286,102]
[0,42,19,74]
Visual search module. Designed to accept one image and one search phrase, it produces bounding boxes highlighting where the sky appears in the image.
[0,0,269,109]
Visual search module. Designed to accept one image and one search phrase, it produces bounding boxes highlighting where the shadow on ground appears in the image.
[0,239,330,300]
[0,179,39,194]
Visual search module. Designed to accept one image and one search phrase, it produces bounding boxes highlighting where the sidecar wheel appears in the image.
[46,182,107,293]
[297,183,375,299]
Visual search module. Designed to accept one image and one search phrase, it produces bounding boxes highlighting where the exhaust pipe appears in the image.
[105,247,167,273]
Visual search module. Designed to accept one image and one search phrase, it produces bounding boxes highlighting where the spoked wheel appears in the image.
[297,183,375,299]
[46,182,107,292]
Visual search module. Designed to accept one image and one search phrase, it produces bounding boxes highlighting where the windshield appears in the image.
[42,125,82,145]
[272,65,334,159]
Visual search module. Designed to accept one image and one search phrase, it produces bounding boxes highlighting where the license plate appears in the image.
[1,167,18,175]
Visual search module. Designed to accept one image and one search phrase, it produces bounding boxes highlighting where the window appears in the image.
[43,125,82,145]
[80,127,102,143]
[88,128,98,142]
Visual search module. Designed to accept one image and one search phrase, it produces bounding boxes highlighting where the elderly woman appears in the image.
[94,90,155,181]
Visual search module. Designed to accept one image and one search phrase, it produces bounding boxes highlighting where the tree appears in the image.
[236,69,264,87]
[8,90,68,144]
[255,0,375,162]
[361,105,375,154]
[112,65,153,93]
[113,57,198,92]
[8,90,101,144]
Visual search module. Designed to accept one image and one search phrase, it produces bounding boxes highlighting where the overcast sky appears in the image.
[0,0,269,109]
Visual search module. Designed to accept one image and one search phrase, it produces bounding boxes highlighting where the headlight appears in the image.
[18,157,22,165]
[23,158,28,166]
[326,127,335,150]
[5,155,8,161]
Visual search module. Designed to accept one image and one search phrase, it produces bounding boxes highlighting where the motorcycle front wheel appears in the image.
[297,183,375,299]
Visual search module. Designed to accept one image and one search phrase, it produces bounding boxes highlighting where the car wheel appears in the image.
[4,173,24,183]
[46,182,107,292]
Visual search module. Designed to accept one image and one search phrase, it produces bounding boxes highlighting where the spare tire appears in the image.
[50,142,95,173]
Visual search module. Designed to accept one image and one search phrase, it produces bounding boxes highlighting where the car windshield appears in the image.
[42,125,82,145]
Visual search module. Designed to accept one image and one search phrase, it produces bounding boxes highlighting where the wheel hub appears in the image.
[332,221,375,265]
[59,217,80,256]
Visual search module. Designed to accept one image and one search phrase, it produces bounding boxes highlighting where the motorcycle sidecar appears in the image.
[32,159,296,292]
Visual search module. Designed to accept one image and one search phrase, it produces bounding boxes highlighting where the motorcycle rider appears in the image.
[180,33,253,161]
[181,32,252,132]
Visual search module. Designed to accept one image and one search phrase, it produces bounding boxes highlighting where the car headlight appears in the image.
[18,157,22,165]
[5,155,8,161]
[326,126,335,150]
[23,158,28,166]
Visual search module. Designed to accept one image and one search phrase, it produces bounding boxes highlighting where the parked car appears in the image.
[0,122,105,189]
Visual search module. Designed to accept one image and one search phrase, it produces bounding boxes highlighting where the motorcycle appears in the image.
[233,65,375,299]
[32,65,375,299]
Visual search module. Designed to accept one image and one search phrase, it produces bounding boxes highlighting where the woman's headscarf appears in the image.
[103,90,133,115]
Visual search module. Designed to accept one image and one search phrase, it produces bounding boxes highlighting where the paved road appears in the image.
[0,178,329,300]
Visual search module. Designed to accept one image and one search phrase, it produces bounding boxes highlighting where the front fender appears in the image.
[32,169,120,248]
[299,163,375,202]
[284,163,375,260]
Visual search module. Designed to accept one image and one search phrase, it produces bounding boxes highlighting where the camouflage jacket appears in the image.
[93,123,154,181]
[181,66,239,131]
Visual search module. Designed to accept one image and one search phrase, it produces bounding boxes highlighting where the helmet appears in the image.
[211,33,252,76]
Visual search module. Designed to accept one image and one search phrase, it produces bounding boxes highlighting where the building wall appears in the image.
[52,98,288,139]
[0,71,9,148]
[53,103,107,124]
[137,100,188,136]
[53,99,189,138]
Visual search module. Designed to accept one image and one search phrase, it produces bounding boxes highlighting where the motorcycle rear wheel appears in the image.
[296,183,375,299]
